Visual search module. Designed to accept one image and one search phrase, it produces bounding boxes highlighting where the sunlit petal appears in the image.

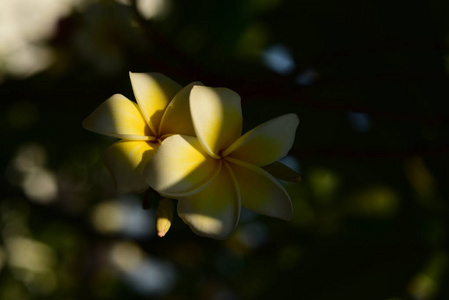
[144,135,221,197]
[82,94,154,140]
[223,113,299,166]
[104,140,158,193]
[158,82,203,137]
[178,162,240,239]
[129,72,182,134]
[226,157,293,221]
[190,86,242,158]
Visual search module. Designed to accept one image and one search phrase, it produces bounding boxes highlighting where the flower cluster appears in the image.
[83,73,299,239]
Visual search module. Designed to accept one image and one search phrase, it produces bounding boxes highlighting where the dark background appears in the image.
[1,0,449,299]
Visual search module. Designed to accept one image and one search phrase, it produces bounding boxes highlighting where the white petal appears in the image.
[82,94,154,140]
[178,162,241,239]
[190,86,242,158]
[104,140,158,193]
[226,157,293,221]
[144,135,221,197]
[223,113,299,166]
[129,72,182,134]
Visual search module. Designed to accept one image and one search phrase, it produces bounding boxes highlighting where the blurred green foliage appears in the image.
[1,0,449,299]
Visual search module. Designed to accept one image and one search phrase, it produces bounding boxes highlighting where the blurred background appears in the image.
[1,0,449,299]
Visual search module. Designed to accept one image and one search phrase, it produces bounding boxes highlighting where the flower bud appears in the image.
[156,197,174,237]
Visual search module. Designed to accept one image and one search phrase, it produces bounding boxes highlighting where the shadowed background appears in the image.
[1,0,449,299]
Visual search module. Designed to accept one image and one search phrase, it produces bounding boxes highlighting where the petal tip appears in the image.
[287,113,300,125]
[81,118,89,130]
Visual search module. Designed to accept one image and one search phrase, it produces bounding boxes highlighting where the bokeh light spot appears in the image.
[110,241,144,272]
[347,111,372,132]
[262,44,295,75]
[92,201,125,234]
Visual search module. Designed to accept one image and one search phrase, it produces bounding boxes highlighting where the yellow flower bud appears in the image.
[156,197,175,237]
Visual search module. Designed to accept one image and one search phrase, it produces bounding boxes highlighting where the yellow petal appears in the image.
[177,162,240,239]
[190,86,242,159]
[158,82,203,137]
[129,72,182,134]
[144,135,221,197]
[223,113,299,166]
[104,140,158,193]
[262,161,301,183]
[82,94,154,140]
[156,197,175,237]
[225,157,293,221]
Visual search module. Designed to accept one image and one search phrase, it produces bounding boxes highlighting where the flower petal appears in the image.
[225,157,293,221]
[104,140,158,193]
[129,72,182,134]
[223,113,299,166]
[178,162,241,239]
[144,135,221,197]
[158,82,203,137]
[190,86,242,159]
[82,94,154,140]
[262,161,301,183]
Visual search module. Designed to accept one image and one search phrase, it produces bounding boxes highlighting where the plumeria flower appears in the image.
[83,72,201,193]
[145,86,299,239]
